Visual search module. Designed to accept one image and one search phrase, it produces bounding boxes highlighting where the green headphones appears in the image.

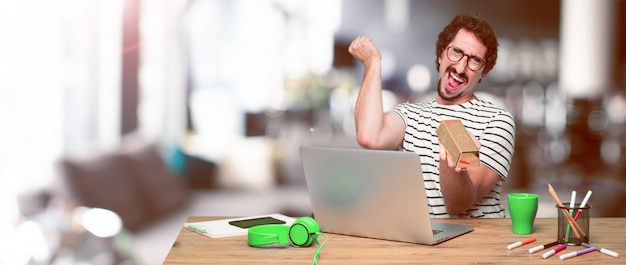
[248,216,320,247]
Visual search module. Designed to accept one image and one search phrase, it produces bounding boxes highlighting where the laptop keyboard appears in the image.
[433,229,443,235]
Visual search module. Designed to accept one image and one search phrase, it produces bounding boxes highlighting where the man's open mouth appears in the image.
[446,70,467,90]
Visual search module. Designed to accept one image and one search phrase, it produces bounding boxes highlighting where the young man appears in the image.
[348,13,515,218]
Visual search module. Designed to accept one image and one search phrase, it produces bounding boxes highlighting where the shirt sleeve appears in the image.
[478,110,516,180]
[391,103,410,151]
[391,103,408,129]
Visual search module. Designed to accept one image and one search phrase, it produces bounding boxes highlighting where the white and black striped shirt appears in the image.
[392,97,516,218]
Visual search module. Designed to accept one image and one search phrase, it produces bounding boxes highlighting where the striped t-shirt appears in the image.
[392,97,516,218]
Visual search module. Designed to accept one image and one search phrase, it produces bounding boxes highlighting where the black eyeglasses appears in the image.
[446,46,485,71]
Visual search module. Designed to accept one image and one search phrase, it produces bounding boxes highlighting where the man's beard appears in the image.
[437,66,468,102]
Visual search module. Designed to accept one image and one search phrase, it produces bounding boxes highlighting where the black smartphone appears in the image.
[228,216,286,229]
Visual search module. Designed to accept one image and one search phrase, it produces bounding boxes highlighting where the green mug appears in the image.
[508,193,539,234]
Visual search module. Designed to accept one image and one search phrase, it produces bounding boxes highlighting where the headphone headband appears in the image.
[248,224,290,246]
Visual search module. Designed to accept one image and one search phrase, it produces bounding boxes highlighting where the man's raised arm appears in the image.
[348,36,404,150]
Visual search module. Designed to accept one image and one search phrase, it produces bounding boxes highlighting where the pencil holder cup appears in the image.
[556,203,590,245]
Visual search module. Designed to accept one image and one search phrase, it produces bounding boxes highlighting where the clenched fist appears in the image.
[348,36,382,67]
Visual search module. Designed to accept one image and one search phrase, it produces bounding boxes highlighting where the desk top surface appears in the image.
[163,217,625,264]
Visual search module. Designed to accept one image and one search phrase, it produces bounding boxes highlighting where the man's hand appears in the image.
[348,36,381,67]
[439,133,481,172]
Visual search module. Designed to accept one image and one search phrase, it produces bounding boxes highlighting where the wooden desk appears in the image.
[163,217,625,264]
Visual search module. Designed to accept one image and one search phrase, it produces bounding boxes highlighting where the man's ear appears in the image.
[437,56,442,72]
[478,71,488,83]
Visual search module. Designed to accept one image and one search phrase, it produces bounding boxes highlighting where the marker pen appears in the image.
[542,244,567,259]
[565,191,576,241]
[187,224,208,233]
[559,247,596,260]
[573,190,592,221]
[582,242,619,258]
[507,237,537,250]
[528,241,559,254]
[549,184,586,238]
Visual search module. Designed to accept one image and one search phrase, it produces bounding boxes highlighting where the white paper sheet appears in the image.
[183,213,296,238]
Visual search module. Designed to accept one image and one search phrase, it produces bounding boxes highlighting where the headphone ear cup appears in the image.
[288,217,320,247]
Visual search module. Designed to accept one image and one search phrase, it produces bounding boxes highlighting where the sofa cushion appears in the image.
[61,152,150,231]
[59,137,191,232]
[119,143,190,220]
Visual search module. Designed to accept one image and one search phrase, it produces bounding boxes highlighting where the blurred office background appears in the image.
[1,0,626,264]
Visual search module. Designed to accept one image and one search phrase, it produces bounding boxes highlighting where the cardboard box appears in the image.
[436,119,480,168]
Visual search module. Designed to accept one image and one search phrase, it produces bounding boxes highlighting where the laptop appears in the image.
[299,146,473,245]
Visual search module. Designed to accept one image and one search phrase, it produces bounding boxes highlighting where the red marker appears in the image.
[542,243,567,259]
[507,237,536,250]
